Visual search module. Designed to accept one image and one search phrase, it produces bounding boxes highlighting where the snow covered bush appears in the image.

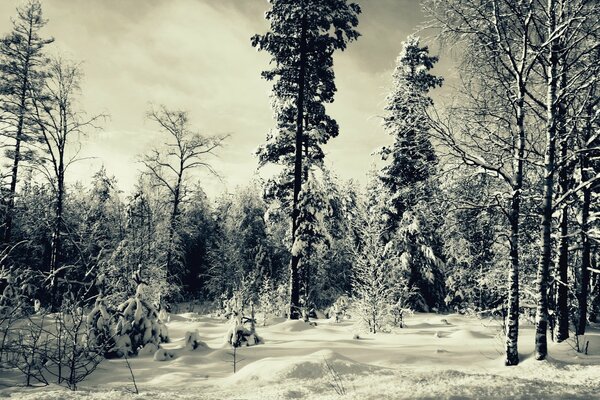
[0,266,37,364]
[87,296,116,357]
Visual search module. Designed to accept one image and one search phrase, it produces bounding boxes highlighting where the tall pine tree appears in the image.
[252,0,360,319]
[0,0,53,244]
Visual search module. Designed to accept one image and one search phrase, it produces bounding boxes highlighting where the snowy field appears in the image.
[1,312,599,399]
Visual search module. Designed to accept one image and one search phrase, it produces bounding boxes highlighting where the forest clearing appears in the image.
[0,0,598,398]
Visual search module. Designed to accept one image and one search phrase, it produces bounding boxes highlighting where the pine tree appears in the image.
[292,169,330,314]
[0,0,53,244]
[252,0,361,319]
[111,269,169,357]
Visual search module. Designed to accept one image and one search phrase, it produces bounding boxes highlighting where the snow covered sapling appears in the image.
[11,315,48,387]
[225,305,262,348]
[330,295,350,323]
[112,271,168,357]
[258,276,287,325]
[0,267,23,362]
[351,203,400,334]
[224,274,263,346]
[390,299,413,328]
[224,306,260,374]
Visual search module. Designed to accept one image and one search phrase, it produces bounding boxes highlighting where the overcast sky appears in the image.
[0,0,455,197]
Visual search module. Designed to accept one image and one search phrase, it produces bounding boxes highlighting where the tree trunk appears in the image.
[556,140,569,342]
[576,104,593,335]
[535,0,558,360]
[166,166,183,292]
[505,81,525,366]
[49,166,64,311]
[289,10,307,320]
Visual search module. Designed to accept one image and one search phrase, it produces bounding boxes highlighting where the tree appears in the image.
[351,201,399,334]
[204,185,273,301]
[534,0,599,360]
[107,180,161,306]
[575,84,599,335]
[376,35,444,312]
[141,105,226,301]
[377,35,442,233]
[252,0,361,319]
[426,0,543,366]
[441,170,508,312]
[292,169,330,316]
[0,0,53,244]
[30,57,104,310]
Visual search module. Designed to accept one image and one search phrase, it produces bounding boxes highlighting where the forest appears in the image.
[0,0,598,398]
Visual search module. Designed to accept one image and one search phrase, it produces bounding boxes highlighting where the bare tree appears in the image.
[30,57,104,310]
[142,105,227,300]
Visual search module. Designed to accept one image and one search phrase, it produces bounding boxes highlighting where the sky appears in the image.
[0,0,456,197]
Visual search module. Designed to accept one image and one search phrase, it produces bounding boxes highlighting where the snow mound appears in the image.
[139,342,159,356]
[184,330,208,351]
[274,320,316,333]
[229,349,381,383]
[153,348,176,361]
[448,329,492,340]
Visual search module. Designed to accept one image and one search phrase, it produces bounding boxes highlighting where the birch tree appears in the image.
[534,0,599,359]
[425,0,543,366]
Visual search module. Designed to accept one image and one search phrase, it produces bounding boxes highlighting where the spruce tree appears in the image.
[252,0,360,319]
[377,36,444,311]
[378,35,442,232]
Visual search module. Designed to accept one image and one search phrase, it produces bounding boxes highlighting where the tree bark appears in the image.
[166,162,183,290]
[49,156,64,311]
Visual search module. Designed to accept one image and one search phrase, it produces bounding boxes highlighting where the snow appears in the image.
[2,312,600,399]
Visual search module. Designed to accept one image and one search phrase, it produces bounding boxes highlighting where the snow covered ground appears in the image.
[1,312,600,399]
